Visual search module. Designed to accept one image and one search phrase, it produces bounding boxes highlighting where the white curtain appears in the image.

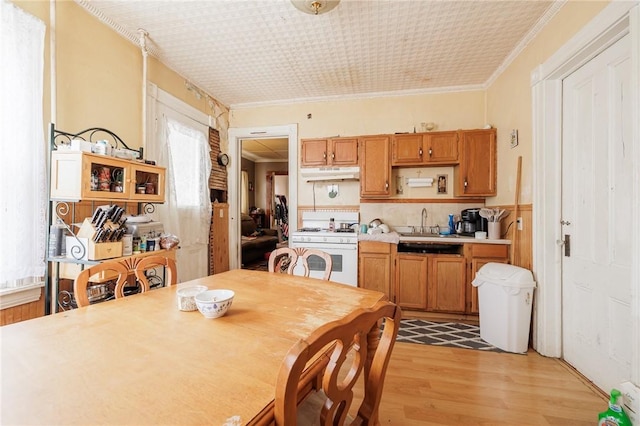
[0,1,46,288]
[241,171,249,214]
[154,117,211,281]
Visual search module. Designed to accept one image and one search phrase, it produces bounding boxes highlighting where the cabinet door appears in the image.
[359,136,391,198]
[391,134,423,165]
[424,131,459,164]
[395,254,428,310]
[330,138,358,166]
[301,139,328,166]
[131,162,166,203]
[427,255,466,313]
[465,243,509,314]
[359,252,391,296]
[454,129,496,196]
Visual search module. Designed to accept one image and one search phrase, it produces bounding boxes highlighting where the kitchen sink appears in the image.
[398,232,440,237]
[399,232,460,238]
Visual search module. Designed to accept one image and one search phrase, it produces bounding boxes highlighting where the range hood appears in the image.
[300,166,360,182]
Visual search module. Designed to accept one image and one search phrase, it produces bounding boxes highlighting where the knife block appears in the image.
[67,218,123,261]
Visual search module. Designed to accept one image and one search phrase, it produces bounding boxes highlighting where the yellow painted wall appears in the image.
[231,90,485,138]
[11,0,228,151]
[486,1,609,205]
[232,91,486,207]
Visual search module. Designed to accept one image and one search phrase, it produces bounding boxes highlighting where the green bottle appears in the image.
[598,389,632,426]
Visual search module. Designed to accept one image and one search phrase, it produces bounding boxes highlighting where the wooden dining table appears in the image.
[1,269,386,425]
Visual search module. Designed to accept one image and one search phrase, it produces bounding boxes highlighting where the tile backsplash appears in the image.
[359,202,485,231]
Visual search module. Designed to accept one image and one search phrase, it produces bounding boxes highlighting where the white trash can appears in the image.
[472,263,536,353]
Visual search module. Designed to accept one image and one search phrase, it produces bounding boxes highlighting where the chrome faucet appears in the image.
[421,208,428,233]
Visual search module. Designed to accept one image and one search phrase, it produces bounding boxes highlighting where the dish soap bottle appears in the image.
[448,214,455,235]
[598,389,632,426]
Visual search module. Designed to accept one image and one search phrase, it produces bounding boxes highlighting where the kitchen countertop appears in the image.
[358,231,511,245]
[398,235,511,244]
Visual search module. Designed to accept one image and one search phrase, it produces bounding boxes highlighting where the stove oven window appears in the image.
[307,254,342,273]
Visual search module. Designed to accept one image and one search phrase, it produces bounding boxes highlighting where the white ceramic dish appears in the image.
[176,285,208,311]
[195,289,235,319]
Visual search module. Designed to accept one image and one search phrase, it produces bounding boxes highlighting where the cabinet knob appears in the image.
[463,179,468,191]
[419,148,423,156]
[323,152,327,160]
[331,152,335,159]
[385,181,389,190]
[428,148,432,156]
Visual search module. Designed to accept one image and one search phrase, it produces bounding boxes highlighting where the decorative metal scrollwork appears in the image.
[57,290,77,311]
[50,125,134,152]
[144,203,156,214]
[53,202,87,260]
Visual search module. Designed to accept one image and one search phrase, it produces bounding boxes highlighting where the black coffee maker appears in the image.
[459,208,488,236]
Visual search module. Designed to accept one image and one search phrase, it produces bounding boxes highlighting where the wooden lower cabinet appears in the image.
[358,242,396,299]
[395,254,465,313]
[465,244,509,314]
[391,243,510,315]
[427,255,466,313]
[395,254,428,310]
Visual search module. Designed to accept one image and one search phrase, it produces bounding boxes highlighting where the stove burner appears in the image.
[298,227,321,232]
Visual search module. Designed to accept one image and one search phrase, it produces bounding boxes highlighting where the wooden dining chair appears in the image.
[133,255,178,292]
[274,300,402,425]
[268,247,333,280]
[73,260,130,308]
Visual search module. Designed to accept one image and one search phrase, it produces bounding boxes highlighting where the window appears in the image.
[0,2,46,290]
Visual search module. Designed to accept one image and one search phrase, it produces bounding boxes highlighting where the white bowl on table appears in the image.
[195,289,235,319]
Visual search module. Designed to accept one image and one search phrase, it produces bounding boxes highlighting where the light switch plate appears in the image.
[510,129,519,148]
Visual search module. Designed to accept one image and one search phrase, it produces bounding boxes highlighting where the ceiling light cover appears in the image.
[290,0,340,15]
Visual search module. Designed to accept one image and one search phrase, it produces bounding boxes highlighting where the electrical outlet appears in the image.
[517,217,523,230]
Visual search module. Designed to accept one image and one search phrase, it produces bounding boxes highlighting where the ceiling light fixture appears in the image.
[290,0,340,15]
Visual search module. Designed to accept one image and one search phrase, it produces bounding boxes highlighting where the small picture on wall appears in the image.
[437,174,447,194]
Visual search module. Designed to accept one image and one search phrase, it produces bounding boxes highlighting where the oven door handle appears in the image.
[290,243,357,251]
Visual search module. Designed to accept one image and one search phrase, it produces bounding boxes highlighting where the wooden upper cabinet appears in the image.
[425,131,459,164]
[330,138,358,166]
[391,131,459,166]
[392,134,423,165]
[301,137,358,167]
[454,129,497,197]
[359,136,391,198]
[50,151,166,203]
[301,139,329,166]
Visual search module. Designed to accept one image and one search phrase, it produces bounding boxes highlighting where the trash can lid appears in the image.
[472,262,536,288]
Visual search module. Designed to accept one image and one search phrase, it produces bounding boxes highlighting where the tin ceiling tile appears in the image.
[76,0,557,107]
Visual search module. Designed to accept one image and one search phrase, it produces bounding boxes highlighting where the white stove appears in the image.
[290,212,359,286]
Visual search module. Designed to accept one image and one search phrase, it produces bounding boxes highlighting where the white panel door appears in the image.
[561,34,632,392]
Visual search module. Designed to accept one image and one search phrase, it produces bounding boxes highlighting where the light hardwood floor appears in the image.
[360,342,606,425]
